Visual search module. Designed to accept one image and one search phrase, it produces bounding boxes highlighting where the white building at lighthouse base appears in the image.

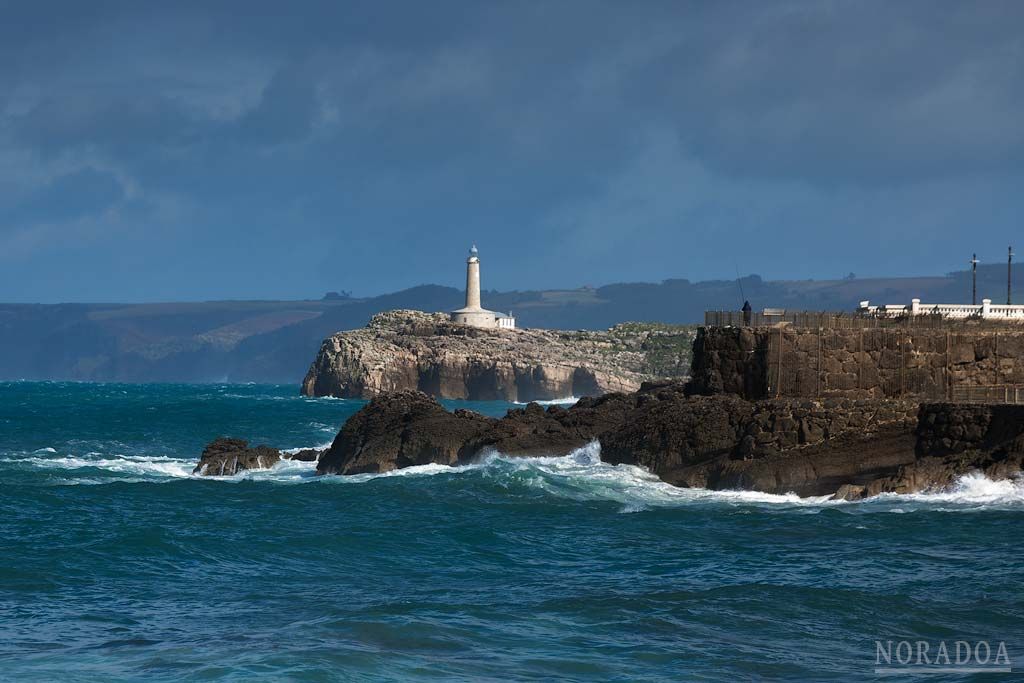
[450,306,515,329]
[449,245,516,330]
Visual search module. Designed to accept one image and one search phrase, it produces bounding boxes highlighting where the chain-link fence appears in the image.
[705,310,1024,331]
[756,325,1024,403]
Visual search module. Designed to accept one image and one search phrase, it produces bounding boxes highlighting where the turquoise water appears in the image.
[1,382,1021,681]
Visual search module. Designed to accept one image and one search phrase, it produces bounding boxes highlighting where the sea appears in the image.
[1,382,1021,681]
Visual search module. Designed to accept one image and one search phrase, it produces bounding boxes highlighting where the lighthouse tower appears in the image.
[450,245,515,329]
[465,245,482,309]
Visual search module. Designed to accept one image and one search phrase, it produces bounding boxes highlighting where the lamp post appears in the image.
[1008,246,1014,306]
[971,253,979,306]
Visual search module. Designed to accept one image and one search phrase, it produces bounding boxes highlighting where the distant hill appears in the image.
[1,265,1019,383]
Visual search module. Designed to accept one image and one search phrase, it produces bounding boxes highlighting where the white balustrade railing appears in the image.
[859,298,1024,320]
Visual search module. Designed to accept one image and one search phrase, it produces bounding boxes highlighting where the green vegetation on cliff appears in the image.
[610,322,698,379]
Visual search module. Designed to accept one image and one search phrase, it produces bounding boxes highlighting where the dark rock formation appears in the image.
[689,423,919,497]
[832,484,867,501]
[286,448,323,462]
[301,310,695,401]
[315,389,641,475]
[860,449,1024,498]
[314,384,1024,498]
[316,392,493,474]
[463,391,643,457]
[854,403,1024,498]
[598,392,920,495]
[193,438,282,476]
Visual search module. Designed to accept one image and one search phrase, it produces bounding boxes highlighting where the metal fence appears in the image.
[762,327,936,399]
[754,326,1024,403]
[705,310,1024,331]
[950,385,1024,404]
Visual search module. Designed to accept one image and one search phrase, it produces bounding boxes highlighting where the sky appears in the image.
[1,1,1022,303]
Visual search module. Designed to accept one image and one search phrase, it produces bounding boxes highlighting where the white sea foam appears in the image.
[333,462,480,483]
[337,442,1024,511]
[229,457,318,482]
[281,442,333,455]
[457,442,835,509]
[218,393,293,401]
[864,471,1024,508]
[512,396,580,406]
[9,441,1024,509]
[20,454,194,478]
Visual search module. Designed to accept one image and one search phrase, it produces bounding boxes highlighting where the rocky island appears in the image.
[301,310,695,401]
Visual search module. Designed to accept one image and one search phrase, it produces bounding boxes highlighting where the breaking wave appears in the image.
[866,471,1024,507]
[513,396,580,406]
[6,442,1023,510]
[13,453,195,479]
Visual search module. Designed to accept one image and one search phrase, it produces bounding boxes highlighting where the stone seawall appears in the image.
[689,327,770,398]
[689,325,1024,401]
[916,402,1024,456]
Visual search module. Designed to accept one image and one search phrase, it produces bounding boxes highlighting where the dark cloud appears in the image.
[229,63,319,145]
[664,3,1024,183]
[0,0,1021,302]
[5,167,124,224]
[15,93,196,156]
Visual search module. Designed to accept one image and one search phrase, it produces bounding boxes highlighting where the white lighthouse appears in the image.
[450,245,515,329]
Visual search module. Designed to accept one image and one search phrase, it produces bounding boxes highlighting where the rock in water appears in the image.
[316,391,492,474]
[598,395,922,496]
[831,484,866,501]
[316,389,641,475]
[285,448,322,462]
[301,310,695,401]
[193,438,281,476]
[861,402,1024,495]
[315,385,1024,498]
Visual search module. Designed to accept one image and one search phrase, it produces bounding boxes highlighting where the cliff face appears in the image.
[301,310,695,401]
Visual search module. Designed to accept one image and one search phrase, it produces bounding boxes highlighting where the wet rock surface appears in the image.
[193,438,282,476]
[285,448,323,462]
[315,388,642,475]
[858,403,1024,497]
[314,383,1024,498]
[316,391,493,475]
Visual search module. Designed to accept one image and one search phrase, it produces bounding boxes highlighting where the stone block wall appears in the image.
[689,327,770,398]
[689,325,1024,401]
[739,398,919,457]
[916,403,1024,456]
